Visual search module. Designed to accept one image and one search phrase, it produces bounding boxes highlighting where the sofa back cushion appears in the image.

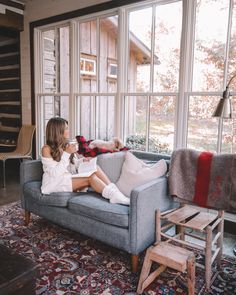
[132,150,171,168]
[97,151,126,183]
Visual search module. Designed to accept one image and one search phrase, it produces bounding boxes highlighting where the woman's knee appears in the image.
[89,173,97,182]
[96,165,101,171]
[72,179,89,191]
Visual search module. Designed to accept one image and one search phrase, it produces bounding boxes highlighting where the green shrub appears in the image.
[126,134,171,154]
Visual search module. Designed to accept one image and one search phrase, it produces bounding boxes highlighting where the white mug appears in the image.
[68,139,78,151]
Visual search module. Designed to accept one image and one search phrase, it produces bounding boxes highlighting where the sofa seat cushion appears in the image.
[68,192,129,228]
[24,181,78,207]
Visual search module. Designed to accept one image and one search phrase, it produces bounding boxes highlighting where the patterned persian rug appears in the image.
[0,202,235,295]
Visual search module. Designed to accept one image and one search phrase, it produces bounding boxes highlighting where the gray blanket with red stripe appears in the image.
[168,148,236,213]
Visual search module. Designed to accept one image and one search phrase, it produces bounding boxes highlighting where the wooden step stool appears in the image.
[158,206,224,290]
[137,242,195,294]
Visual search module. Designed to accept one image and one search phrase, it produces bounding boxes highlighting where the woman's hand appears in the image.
[83,157,92,162]
[65,143,77,154]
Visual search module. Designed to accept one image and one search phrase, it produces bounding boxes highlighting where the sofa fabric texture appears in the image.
[68,193,129,228]
[20,151,174,256]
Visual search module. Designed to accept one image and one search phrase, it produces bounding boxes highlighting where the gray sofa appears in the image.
[20,151,174,272]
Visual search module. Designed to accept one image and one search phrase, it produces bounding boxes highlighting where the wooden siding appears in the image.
[79,18,119,139]
[43,30,56,92]
[41,17,139,140]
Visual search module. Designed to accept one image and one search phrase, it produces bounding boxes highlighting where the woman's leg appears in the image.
[72,173,130,205]
[95,165,111,185]
[72,177,90,192]
[88,173,106,193]
[72,174,106,193]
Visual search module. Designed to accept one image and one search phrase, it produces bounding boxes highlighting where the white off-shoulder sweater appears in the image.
[41,151,75,194]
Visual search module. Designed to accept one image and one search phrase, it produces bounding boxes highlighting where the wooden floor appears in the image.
[0,160,235,258]
[0,159,21,206]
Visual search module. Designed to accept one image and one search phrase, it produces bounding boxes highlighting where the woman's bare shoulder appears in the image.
[41,145,52,158]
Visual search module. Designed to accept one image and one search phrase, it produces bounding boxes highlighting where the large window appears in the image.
[36,13,119,150]
[187,0,234,152]
[124,1,182,153]
[34,0,236,156]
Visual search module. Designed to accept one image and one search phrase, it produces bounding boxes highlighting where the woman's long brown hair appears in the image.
[46,117,68,161]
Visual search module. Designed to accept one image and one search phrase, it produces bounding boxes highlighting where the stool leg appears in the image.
[216,210,224,268]
[177,205,185,241]
[187,254,195,295]
[176,224,185,241]
[156,210,161,242]
[205,226,212,290]
[137,248,153,294]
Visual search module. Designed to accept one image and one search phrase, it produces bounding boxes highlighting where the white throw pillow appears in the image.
[116,151,167,197]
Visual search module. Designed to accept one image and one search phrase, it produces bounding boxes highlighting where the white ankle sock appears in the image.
[102,183,115,199]
[102,183,130,205]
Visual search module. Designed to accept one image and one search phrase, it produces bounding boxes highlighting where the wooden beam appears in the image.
[0,9,23,31]
[0,0,24,11]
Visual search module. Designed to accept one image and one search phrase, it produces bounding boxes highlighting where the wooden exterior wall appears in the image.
[42,18,138,140]
[79,18,137,139]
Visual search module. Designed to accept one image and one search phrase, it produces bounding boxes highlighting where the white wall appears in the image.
[20,0,111,124]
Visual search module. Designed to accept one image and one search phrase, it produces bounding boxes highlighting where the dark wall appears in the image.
[0,28,21,151]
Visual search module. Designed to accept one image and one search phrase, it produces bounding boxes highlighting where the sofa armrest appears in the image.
[20,160,43,184]
[129,176,175,254]
[20,160,43,208]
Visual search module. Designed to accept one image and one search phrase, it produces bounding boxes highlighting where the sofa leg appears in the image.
[24,210,31,226]
[131,254,139,273]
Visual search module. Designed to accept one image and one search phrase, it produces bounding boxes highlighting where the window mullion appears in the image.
[146,95,151,152]
[70,20,78,137]
[223,0,233,88]
[117,7,129,139]
[217,0,234,154]
[150,4,155,93]
[55,27,59,94]
[97,18,100,94]
[95,18,100,138]
[146,5,156,151]
[34,28,44,157]
[175,0,196,149]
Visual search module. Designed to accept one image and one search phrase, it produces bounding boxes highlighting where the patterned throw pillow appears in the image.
[76,135,129,157]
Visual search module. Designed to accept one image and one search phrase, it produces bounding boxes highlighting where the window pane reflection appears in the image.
[187,96,219,151]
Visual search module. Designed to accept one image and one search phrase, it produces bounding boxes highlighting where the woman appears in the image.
[41,117,129,205]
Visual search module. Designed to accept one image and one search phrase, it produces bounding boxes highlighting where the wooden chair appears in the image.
[0,125,36,188]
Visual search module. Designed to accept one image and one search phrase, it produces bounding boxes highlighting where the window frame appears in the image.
[33,0,236,157]
[107,59,118,79]
[80,54,97,77]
